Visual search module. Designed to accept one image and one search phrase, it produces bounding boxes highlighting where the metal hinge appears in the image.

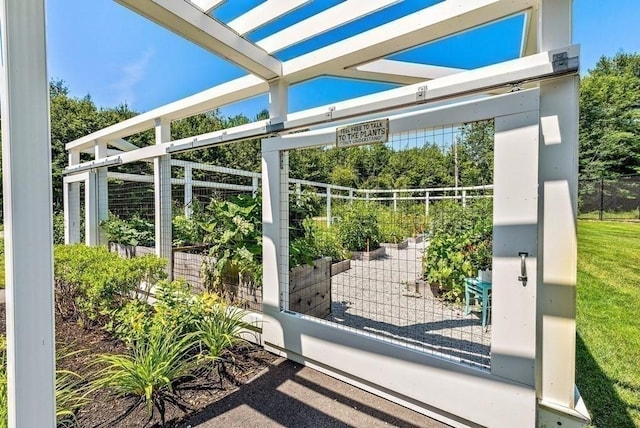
[552,52,579,73]
[416,86,427,103]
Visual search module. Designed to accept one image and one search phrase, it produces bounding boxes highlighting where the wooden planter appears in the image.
[350,246,386,261]
[331,259,351,276]
[380,239,409,250]
[289,257,332,318]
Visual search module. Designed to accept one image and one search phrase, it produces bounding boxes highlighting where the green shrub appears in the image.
[172,215,204,247]
[101,214,155,247]
[54,245,167,326]
[424,199,493,301]
[196,304,248,362]
[335,202,381,252]
[201,194,262,297]
[93,327,197,423]
[312,225,347,263]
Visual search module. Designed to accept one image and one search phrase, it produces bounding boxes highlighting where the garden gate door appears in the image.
[261,89,541,427]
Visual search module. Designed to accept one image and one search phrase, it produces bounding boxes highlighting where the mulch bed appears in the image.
[0,304,278,427]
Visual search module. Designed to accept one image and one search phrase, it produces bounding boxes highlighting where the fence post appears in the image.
[184,165,193,217]
[462,189,467,208]
[425,191,430,217]
[326,186,332,226]
[64,150,81,244]
[295,182,301,196]
[393,191,398,212]
[599,176,604,221]
[154,118,173,280]
[349,189,354,204]
[253,176,260,197]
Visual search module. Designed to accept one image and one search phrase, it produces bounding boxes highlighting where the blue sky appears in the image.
[46,0,640,119]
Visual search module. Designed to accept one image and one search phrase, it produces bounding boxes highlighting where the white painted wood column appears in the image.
[536,0,584,421]
[492,109,540,397]
[155,119,173,278]
[184,164,193,217]
[95,140,109,244]
[85,170,99,245]
[326,187,332,226]
[425,191,430,217]
[0,0,56,425]
[64,150,81,244]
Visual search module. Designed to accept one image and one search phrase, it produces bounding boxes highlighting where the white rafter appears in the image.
[282,0,534,81]
[188,0,225,14]
[116,0,282,80]
[332,59,464,84]
[228,0,311,36]
[256,0,401,54]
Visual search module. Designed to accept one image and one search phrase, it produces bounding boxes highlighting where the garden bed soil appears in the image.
[0,304,278,428]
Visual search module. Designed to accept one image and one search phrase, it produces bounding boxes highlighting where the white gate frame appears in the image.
[262,89,543,427]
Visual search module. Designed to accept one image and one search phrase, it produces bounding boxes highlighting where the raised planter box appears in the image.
[380,239,409,250]
[331,259,351,276]
[350,246,386,261]
[289,257,332,318]
[407,234,425,244]
[109,244,332,317]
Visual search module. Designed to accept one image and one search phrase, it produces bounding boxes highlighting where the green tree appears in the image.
[579,52,640,178]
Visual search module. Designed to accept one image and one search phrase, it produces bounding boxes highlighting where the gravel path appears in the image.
[325,242,491,368]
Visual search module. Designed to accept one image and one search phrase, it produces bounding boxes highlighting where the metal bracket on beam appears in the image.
[416,86,427,104]
[63,157,122,175]
[552,52,579,74]
[266,121,285,133]
[325,106,336,121]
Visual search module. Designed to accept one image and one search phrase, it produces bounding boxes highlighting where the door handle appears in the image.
[518,252,528,286]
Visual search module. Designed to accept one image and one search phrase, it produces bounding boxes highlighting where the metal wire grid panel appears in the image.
[282,122,494,369]
[578,175,640,221]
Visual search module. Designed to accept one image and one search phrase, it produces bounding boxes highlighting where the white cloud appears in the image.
[111,47,155,106]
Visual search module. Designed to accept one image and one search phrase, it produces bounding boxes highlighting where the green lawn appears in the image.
[577,221,640,427]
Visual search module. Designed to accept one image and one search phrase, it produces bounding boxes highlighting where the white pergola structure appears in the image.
[1,0,588,426]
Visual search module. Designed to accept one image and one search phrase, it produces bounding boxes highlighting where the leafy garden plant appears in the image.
[335,201,382,252]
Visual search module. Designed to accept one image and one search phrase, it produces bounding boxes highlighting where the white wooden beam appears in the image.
[0,0,56,425]
[282,0,534,82]
[116,0,281,80]
[66,74,268,152]
[333,60,463,84]
[256,0,401,54]
[229,0,311,36]
[355,60,464,80]
[110,138,139,151]
[189,0,225,14]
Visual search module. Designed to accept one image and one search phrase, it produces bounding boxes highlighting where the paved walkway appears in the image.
[327,242,491,368]
[186,358,448,428]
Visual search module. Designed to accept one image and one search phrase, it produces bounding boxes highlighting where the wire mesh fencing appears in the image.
[282,121,495,369]
[579,175,640,221]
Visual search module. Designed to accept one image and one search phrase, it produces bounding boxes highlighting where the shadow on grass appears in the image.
[576,334,636,427]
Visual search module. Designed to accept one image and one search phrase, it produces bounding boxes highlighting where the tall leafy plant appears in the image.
[201,194,262,300]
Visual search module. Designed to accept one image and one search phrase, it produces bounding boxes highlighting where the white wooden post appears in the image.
[85,171,99,245]
[95,140,109,244]
[492,110,540,396]
[295,182,301,196]
[326,186,332,226]
[253,176,260,197]
[0,0,56,425]
[349,189,354,204]
[366,190,370,202]
[393,191,398,212]
[155,118,173,278]
[462,189,467,208]
[425,191,430,217]
[64,150,81,244]
[184,164,193,217]
[536,1,585,422]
